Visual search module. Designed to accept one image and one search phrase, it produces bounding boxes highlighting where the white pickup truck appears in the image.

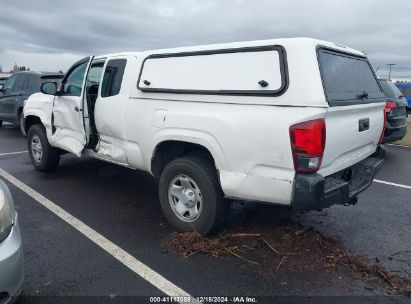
[24,38,386,234]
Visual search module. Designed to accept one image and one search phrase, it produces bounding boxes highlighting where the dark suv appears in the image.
[378,79,408,143]
[0,72,64,135]
[0,76,10,87]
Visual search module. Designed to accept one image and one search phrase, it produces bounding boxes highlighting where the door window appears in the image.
[61,61,88,96]
[12,74,27,92]
[25,75,41,94]
[101,59,127,97]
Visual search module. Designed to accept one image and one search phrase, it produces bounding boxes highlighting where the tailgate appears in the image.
[320,103,385,177]
[316,47,386,177]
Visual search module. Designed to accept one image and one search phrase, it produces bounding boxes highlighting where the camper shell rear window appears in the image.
[137,45,288,96]
[317,48,386,106]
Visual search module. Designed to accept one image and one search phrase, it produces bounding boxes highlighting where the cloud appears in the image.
[0,0,410,77]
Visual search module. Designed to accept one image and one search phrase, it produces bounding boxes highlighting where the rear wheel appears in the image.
[27,124,60,172]
[159,156,226,235]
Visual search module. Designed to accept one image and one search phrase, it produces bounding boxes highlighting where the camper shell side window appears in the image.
[137,45,289,96]
[101,59,127,98]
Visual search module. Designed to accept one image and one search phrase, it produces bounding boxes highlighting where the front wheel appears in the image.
[27,124,60,172]
[18,113,26,137]
[159,156,226,235]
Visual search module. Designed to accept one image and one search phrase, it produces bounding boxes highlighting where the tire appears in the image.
[18,112,26,137]
[159,156,226,235]
[27,124,60,172]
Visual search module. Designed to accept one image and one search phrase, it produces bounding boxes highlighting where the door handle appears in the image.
[359,118,370,132]
[74,106,82,112]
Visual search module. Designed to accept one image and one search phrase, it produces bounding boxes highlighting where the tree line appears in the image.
[0,63,31,74]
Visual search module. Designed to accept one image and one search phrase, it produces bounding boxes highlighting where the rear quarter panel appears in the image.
[124,97,327,204]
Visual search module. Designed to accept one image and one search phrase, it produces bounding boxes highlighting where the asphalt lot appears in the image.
[0,123,410,302]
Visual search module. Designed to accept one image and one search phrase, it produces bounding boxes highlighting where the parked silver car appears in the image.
[0,179,23,303]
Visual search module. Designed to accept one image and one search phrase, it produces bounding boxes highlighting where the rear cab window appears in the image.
[317,48,386,106]
[101,59,127,97]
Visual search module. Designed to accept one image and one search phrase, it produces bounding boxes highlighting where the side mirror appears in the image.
[40,82,57,95]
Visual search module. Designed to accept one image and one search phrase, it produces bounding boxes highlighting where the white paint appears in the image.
[374,179,411,190]
[151,109,167,128]
[23,37,383,206]
[0,151,28,156]
[93,55,135,164]
[23,93,55,137]
[0,168,195,301]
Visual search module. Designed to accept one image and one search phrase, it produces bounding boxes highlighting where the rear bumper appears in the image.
[292,146,385,211]
[382,127,407,143]
[382,109,408,144]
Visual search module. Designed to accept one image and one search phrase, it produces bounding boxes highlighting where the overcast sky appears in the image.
[0,0,410,79]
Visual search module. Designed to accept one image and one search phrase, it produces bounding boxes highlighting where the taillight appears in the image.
[378,101,395,143]
[289,118,326,173]
[385,101,397,111]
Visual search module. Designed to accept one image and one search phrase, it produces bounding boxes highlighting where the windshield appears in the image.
[3,75,17,90]
[318,49,385,106]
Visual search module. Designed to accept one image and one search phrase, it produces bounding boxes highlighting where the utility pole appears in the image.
[386,63,396,80]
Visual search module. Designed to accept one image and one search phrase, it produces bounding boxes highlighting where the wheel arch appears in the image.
[24,114,45,134]
[150,139,224,178]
